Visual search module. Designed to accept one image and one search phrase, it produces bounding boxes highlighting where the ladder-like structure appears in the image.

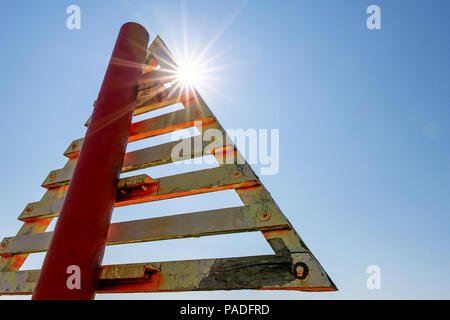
[0,36,336,295]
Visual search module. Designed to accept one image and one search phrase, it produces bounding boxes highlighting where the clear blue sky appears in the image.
[0,0,449,299]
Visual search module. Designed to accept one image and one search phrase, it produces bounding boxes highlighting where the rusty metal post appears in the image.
[32,22,149,300]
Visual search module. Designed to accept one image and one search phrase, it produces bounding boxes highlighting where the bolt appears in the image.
[296,265,304,277]
[292,262,309,280]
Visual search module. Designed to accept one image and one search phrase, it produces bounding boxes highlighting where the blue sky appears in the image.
[0,0,449,299]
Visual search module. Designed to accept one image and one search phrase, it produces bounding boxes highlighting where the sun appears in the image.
[176,61,201,87]
[155,16,238,99]
[169,54,218,98]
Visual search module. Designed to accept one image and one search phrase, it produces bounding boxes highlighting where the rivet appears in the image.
[257,211,271,222]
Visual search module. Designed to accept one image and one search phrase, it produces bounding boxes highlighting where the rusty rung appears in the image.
[0,253,336,295]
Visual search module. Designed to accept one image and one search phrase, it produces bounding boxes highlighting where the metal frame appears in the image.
[0,31,337,297]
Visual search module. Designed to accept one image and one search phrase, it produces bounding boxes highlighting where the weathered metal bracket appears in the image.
[0,253,334,295]
[96,266,160,289]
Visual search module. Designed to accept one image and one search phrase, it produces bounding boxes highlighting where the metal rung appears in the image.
[63,138,84,159]
[67,100,215,159]
[0,253,336,295]
[84,83,186,127]
[41,159,77,189]
[21,174,155,221]
[135,82,192,116]
[23,164,258,221]
[3,202,289,255]
[19,198,64,221]
[128,102,215,143]
[44,135,231,188]
[85,85,195,127]
[123,137,219,173]
[138,69,176,90]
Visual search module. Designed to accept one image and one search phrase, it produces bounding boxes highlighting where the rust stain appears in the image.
[115,180,258,207]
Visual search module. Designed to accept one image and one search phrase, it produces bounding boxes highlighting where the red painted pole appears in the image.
[32,22,149,300]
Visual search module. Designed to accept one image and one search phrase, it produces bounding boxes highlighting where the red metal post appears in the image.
[32,22,149,300]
